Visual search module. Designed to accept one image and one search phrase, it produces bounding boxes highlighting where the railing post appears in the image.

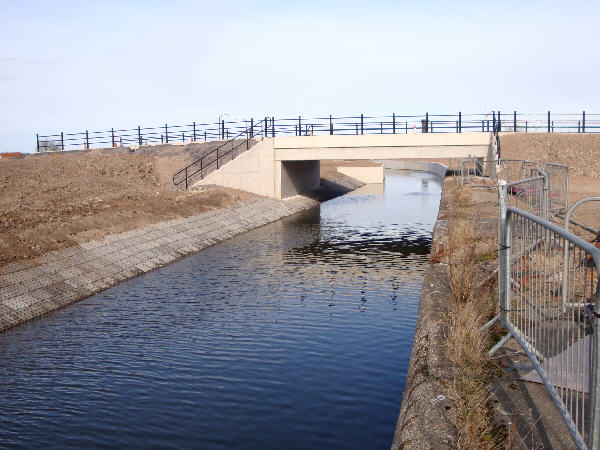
[425,112,429,133]
[392,113,396,134]
[552,121,554,133]
[591,307,600,450]
[583,110,586,133]
[329,115,333,135]
[499,202,511,327]
[85,130,89,149]
[138,126,142,145]
[36,134,40,152]
[355,123,358,135]
[221,120,225,140]
[264,117,267,136]
[482,120,484,132]
[458,111,462,132]
[513,111,517,131]
[185,167,188,190]
[165,124,169,143]
[193,122,196,141]
[492,111,496,131]
[498,110,501,132]
[526,121,528,133]
[161,135,164,144]
[272,117,275,137]
[111,128,115,147]
[405,121,407,133]
[380,122,383,134]
[204,131,207,141]
[298,116,302,136]
[547,110,551,132]
[360,114,364,135]
[250,118,254,138]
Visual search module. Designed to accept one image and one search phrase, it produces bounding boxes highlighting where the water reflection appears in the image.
[0,170,442,449]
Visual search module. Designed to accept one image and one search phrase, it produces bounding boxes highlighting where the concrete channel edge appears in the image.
[392,166,458,449]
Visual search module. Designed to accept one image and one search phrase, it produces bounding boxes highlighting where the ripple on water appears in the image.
[0,170,441,449]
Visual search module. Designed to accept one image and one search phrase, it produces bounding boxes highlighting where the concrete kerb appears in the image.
[0,193,336,334]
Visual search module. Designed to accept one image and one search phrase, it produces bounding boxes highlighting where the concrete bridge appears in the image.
[193,132,494,199]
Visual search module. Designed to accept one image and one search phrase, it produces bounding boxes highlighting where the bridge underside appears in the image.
[193,133,493,199]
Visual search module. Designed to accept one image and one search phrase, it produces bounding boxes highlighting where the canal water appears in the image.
[0,170,442,449]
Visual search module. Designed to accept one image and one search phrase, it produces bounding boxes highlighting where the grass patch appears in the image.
[444,181,505,448]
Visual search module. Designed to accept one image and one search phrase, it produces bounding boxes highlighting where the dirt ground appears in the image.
[501,133,600,177]
[0,143,255,270]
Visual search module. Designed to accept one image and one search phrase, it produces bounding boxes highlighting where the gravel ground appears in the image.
[500,133,600,177]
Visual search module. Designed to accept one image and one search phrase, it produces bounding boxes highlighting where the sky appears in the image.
[1,0,599,153]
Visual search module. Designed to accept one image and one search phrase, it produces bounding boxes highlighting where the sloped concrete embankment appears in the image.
[0,178,359,333]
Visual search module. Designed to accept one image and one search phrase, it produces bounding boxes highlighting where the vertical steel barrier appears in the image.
[503,175,548,220]
[544,162,570,214]
[496,207,600,449]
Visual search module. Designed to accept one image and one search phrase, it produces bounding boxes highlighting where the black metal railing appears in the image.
[36,110,599,152]
[172,118,269,189]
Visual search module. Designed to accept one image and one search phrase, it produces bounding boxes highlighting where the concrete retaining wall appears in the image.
[391,185,457,449]
[382,160,447,180]
[337,166,384,183]
[0,195,331,333]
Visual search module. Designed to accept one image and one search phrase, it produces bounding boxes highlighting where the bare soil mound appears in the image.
[0,146,253,269]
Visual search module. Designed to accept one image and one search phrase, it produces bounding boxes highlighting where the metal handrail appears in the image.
[172,119,266,189]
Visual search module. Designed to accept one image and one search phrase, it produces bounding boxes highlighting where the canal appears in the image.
[0,170,442,449]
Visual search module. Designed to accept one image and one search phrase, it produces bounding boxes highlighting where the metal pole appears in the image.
[425,112,429,133]
[482,120,484,132]
[36,134,39,152]
[360,114,363,135]
[204,131,207,141]
[165,124,169,143]
[492,111,496,131]
[392,113,396,134]
[526,121,528,133]
[458,111,462,132]
[578,120,581,133]
[547,111,551,132]
[185,167,188,190]
[221,120,225,140]
[298,116,301,136]
[272,117,275,137]
[583,111,586,133]
[111,128,115,147]
[138,126,142,145]
[250,118,254,138]
[85,130,89,149]
[498,110,501,132]
[264,117,267,136]
[193,122,196,141]
[329,115,333,135]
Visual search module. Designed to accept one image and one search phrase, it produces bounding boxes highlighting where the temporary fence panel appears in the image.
[497,207,600,449]
[503,175,548,220]
[544,162,570,214]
